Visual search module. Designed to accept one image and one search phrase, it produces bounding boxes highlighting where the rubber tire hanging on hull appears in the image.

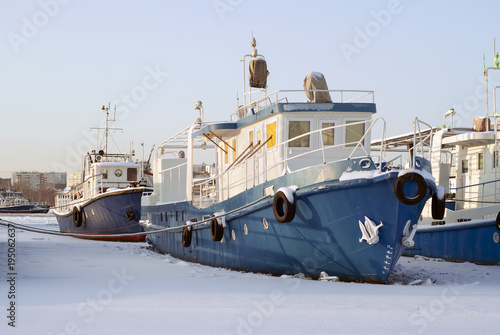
[431,194,446,220]
[72,206,83,228]
[496,212,500,232]
[182,227,192,247]
[210,218,223,241]
[394,172,427,206]
[273,191,296,223]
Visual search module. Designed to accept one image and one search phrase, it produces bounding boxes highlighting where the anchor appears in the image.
[358,216,383,245]
[402,220,418,247]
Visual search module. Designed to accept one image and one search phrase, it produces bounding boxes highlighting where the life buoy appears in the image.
[495,212,500,232]
[273,191,296,223]
[182,226,192,247]
[431,194,446,220]
[210,217,223,241]
[72,206,83,227]
[394,172,427,206]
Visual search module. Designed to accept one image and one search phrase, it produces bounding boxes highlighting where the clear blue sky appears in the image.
[1,0,500,178]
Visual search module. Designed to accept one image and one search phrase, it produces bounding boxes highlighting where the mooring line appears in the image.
[0,194,272,239]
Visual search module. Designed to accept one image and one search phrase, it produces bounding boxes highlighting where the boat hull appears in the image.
[143,163,432,283]
[0,205,50,214]
[55,188,147,242]
[403,220,500,264]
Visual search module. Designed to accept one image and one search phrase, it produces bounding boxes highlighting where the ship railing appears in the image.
[157,162,189,203]
[193,117,386,205]
[231,89,375,120]
[412,117,434,168]
[449,178,500,210]
[54,174,105,212]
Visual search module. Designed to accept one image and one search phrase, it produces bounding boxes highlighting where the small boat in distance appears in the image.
[141,37,438,283]
[0,189,50,214]
[54,105,152,242]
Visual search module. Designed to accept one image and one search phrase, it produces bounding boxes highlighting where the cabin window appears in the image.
[494,151,499,168]
[175,211,179,221]
[266,122,277,148]
[165,212,168,222]
[182,210,185,222]
[478,153,483,170]
[462,159,469,173]
[224,143,229,164]
[160,212,163,221]
[127,168,138,181]
[249,130,254,147]
[289,121,310,147]
[345,121,365,147]
[102,169,108,179]
[321,122,335,146]
[232,139,237,162]
[257,130,262,153]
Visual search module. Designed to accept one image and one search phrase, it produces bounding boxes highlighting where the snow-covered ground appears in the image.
[1,215,499,335]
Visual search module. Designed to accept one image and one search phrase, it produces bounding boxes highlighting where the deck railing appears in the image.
[192,117,386,207]
[55,174,105,213]
[450,178,500,210]
[231,89,375,121]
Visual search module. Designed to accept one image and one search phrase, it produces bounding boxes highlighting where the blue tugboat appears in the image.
[54,105,152,242]
[141,38,437,282]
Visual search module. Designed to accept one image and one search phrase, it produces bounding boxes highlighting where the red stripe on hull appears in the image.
[60,231,146,242]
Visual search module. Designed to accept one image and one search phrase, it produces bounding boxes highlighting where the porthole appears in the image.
[115,169,123,177]
[262,218,269,230]
[494,232,499,244]
[359,158,371,169]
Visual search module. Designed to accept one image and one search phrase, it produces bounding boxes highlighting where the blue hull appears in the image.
[403,220,500,264]
[55,188,147,242]
[143,162,432,283]
[0,205,49,214]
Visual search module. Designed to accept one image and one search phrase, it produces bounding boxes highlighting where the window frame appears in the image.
[318,118,340,148]
[287,118,313,149]
[343,118,367,149]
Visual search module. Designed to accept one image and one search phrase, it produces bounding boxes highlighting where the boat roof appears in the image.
[193,101,376,138]
[92,162,140,168]
[371,127,476,150]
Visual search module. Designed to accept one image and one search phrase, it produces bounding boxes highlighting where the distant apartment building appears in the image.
[0,178,11,189]
[67,172,83,188]
[11,172,67,190]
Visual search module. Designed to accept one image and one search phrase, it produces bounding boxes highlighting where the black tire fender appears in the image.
[72,206,83,228]
[431,193,446,220]
[182,226,192,247]
[394,172,427,206]
[273,190,296,223]
[210,217,223,241]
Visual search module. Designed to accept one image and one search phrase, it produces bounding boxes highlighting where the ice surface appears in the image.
[1,215,499,335]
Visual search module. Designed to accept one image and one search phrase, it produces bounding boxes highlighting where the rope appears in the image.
[0,193,272,239]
